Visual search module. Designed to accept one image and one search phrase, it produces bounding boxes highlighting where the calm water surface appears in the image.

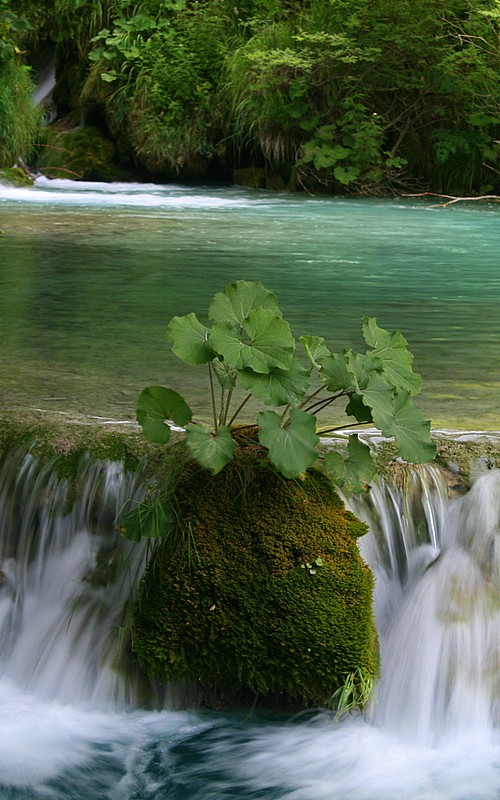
[0,178,499,428]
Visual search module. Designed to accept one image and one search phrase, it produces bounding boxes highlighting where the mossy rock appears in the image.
[36,126,128,181]
[132,449,378,710]
[233,167,286,190]
[0,167,34,187]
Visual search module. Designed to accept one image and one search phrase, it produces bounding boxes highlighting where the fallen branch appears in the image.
[402,192,500,207]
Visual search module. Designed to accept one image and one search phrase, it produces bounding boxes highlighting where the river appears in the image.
[1,178,499,428]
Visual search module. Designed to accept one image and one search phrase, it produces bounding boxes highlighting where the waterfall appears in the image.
[352,465,499,745]
[33,51,56,109]
[0,447,151,710]
[0,446,498,799]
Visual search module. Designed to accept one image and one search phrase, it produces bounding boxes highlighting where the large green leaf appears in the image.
[345,393,373,424]
[357,372,394,421]
[237,358,311,406]
[186,424,237,474]
[166,312,215,365]
[209,280,281,325]
[120,499,172,542]
[371,391,436,464]
[212,357,237,390]
[137,386,192,444]
[344,350,382,393]
[320,349,380,394]
[300,335,331,368]
[323,435,377,493]
[258,408,319,478]
[320,351,355,392]
[210,308,295,373]
[363,317,422,395]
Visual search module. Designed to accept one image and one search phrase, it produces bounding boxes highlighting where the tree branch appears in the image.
[402,192,500,207]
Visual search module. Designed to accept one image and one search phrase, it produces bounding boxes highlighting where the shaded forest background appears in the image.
[1,0,499,194]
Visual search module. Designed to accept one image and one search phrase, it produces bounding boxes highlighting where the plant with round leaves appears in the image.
[131,279,435,537]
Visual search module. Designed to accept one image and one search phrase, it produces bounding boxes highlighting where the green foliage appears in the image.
[84,1,230,175]
[0,56,41,166]
[132,457,379,708]
[36,126,119,180]
[186,424,237,474]
[130,280,435,512]
[7,0,500,190]
[325,436,377,494]
[224,0,500,193]
[136,386,192,444]
[329,667,375,720]
[258,407,319,478]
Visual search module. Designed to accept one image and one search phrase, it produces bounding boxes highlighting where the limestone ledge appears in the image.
[0,409,499,491]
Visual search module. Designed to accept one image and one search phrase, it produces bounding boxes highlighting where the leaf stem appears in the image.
[222,387,234,427]
[280,403,291,422]
[219,387,226,427]
[299,384,325,409]
[227,393,252,428]
[319,421,370,435]
[208,363,218,433]
[304,391,345,414]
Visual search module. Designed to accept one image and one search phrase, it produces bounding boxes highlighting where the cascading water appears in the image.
[353,467,499,746]
[0,448,498,799]
[0,447,151,711]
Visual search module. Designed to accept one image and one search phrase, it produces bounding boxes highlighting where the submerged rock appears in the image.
[132,449,378,711]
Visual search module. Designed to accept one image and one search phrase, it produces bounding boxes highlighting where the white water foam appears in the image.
[0,177,275,211]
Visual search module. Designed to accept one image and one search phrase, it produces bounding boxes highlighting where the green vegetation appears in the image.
[0,167,34,187]
[0,1,41,166]
[329,667,376,721]
[0,411,148,481]
[2,0,499,191]
[224,0,500,194]
[36,126,124,180]
[128,278,433,709]
[134,280,435,492]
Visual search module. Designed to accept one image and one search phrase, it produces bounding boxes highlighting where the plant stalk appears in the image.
[227,393,252,428]
[319,421,370,435]
[208,363,218,433]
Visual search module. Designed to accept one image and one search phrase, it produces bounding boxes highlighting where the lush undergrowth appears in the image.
[2,0,499,193]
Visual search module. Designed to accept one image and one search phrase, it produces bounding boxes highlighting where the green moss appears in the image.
[0,411,140,482]
[36,126,127,181]
[433,436,500,488]
[0,167,34,187]
[233,167,286,190]
[132,449,378,710]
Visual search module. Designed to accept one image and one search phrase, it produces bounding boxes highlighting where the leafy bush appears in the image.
[224,0,500,193]
[133,280,435,496]
[84,2,229,175]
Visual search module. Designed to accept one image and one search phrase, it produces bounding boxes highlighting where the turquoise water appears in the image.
[0,178,499,428]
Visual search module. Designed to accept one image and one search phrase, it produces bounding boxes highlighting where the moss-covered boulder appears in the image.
[132,449,378,710]
[233,166,286,190]
[36,126,129,181]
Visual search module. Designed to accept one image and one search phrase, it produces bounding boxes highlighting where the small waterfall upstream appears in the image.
[0,447,498,799]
